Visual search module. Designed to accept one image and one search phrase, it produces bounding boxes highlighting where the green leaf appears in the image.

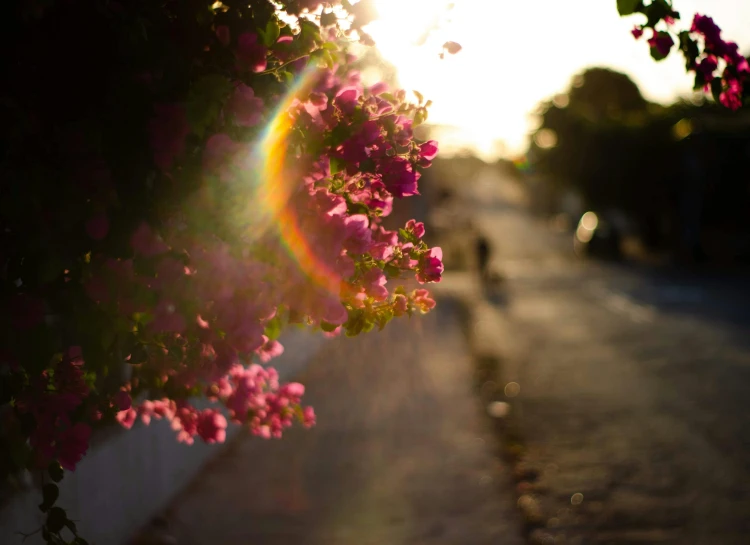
[38,256,65,285]
[710,77,723,103]
[299,19,321,46]
[649,32,673,61]
[679,31,700,70]
[261,19,280,47]
[185,75,232,138]
[693,71,706,91]
[282,71,294,85]
[39,483,59,512]
[643,0,672,26]
[617,0,641,16]
[330,156,344,175]
[320,11,337,27]
[65,519,77,535]
[264,316,283,341]
[46,506,67,533]
[320,321,338,332]
[376,310,394,330]
[310,48,334,68]
[384,264,401,278]
[413,90,424,104]
[344,310,365,337]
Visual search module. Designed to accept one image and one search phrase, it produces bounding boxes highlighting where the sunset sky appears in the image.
[364,0,750,160]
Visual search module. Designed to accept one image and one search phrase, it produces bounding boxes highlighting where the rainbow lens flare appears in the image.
[250,64,342,297]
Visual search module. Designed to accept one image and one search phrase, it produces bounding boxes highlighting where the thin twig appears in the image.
[15,526,42,542]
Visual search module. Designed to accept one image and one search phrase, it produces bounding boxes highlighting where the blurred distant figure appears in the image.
[476,234,504,295]
[436,187,454,206]
[476,235,490,280]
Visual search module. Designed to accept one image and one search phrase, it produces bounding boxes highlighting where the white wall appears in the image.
[1,328,327,545]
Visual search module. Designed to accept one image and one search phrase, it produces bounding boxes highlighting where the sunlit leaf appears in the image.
[264,315,283,340]
[261,19,280,47]
[320,321,338,332]
[617,0,641,16]
[320,11,337,27]
[330,156,344,175]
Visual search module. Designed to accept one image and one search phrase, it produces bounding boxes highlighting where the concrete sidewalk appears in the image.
[133,294,524,545]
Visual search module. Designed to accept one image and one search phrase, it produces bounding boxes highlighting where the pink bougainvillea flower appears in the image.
[85,211,109,240]
[236,32,267,73]
[382,158,419,198]
[196,409,227,444]
[57,423,92,471]
[648,31,674,58]
[343,214,372,253]
[417,247,444,284]
[334,86,360,114]
[369,81,388,96]
[412,289,437,312]
[631,26,644,40]
[419,140,439,162]
[257,338,284,363]
[9,294,45,330]
[442,41,462,55]
[130,222,169,257]
[203,133,240,177]
[302,406,316,428]
[363,268,388,301]
[321,298,349,325]
[309,91,329,110]
[227,84,264,127]
[148,104,189,171]
[405,219,426,239]
[216,25,230,46]
[114,390,132,411]
[393,294,408,316]
[691,14,722,44]
[150,299,186,333]
[697,56,718,81]
[720,76,743,110]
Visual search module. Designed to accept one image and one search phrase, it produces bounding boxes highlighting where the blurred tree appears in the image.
[567,67,648,121]
[529,68,677,252]
[528,64,750,262]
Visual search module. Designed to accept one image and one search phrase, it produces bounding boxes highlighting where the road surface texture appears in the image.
[132,296,525,545]
[468,168,750,544]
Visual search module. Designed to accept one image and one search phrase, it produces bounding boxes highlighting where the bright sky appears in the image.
[364,0,750,160]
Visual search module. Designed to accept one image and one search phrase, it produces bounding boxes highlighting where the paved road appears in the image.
[470,171,750,544]
[133,299,524,545]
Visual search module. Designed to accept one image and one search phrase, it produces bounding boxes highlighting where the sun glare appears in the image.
[364,0,750,161]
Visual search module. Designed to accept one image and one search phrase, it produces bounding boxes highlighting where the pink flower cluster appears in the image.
[14,347,93,471]
[116,364,315,442]
[690,14,749,110]
[100,43,443,446]
[631,12,747,110]
[6,6,442,488]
